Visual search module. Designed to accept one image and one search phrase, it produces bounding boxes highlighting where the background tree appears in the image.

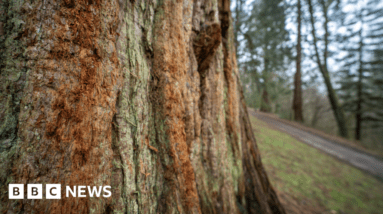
[336,0,366,140]
[306,0,349,138]
[336,0,383,141]
[292,0,304,122]
[236,0,292,112]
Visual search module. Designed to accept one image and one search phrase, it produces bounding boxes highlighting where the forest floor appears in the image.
[249,109,383,214]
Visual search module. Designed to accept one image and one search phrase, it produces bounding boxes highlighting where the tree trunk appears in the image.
[307,0,349,138]
[260,88,271,113]
[0,0,285,213]
[260,58,271,113]
[293,0,304,122]
[355,14,364,141]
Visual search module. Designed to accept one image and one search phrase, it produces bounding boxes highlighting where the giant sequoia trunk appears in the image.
[0,0,285,213]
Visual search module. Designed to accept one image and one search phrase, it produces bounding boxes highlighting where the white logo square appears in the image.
[46,184,61,199]
[27,184,42,199]
[9,184,24,199]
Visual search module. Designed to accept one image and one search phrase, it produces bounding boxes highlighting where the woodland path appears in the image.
[251,110,383,180]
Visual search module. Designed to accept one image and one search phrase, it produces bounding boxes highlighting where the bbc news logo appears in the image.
[9,184,111,199]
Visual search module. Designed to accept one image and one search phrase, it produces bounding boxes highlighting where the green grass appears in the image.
[251,116,383,214]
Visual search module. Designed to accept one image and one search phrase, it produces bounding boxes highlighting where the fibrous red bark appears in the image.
[0,0,285,213]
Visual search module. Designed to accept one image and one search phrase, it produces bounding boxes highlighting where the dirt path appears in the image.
[252,111,383,180]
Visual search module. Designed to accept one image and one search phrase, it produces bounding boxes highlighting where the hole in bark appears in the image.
[63,0,76,8]
[104,205,112,214]
[193,23,221,73]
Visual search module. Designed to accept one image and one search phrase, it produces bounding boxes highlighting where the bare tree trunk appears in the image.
[261,88,271,113]
[0,0,285,213]
[307,0,349,138]
[355,14,364,141]
[293,0,304,122]
[260,58,271,113]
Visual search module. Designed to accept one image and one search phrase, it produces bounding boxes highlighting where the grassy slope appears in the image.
[250,116,383,214]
